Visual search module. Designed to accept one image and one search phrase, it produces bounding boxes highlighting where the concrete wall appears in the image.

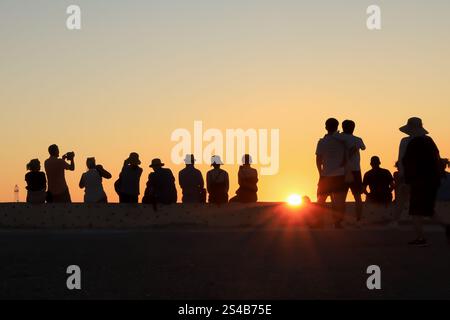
[1,202,449,229]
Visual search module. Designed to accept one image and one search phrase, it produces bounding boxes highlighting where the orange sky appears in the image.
[0,1,449,202]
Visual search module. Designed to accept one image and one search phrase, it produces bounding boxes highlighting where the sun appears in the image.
[287,194,303,206]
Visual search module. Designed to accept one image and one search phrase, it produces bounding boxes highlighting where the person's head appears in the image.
[370,156,381,169]
[399,117,428,137]
[211,155,223,169]
[48,144,59,157]
[86,157,96,169]
[242,154,252,166]
[127,152,141,167]
[184,154,196,167]
[342,120,355,134]
[325,118,339,134]
[26,159,41,172]
[149,158,164,171]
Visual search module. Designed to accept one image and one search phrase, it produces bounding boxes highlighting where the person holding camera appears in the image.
[44,144,75,203]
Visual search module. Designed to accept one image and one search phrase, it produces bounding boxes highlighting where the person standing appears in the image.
[362,156,394,206]
[230,154,258,203]
[116,152,143,203]
[44,144,75,203]
[402,119,443,246]
[142,158,177,205]
[340,120,366,222]
[316,118,347,228]
[79,157,111,203]
[207,155,229,205]
[25,159,47,204]
[179,154,205,203]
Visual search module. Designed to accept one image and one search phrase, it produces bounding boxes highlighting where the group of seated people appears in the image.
[24,144,258,205]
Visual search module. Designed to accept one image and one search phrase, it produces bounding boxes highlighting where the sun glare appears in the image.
[287,194,302,206]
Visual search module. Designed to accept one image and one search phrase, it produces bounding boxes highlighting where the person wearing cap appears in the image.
[401,117,443,246]
[116,152,143,203]
[230,154,258,203]
[25,159,47,204]
[79,157,111,203]
[142,158,177,205]
[178,154,205,203]
[206,155,229,204]
[362,156,394,206]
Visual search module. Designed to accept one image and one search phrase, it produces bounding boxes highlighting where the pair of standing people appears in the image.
[315,118,366,228]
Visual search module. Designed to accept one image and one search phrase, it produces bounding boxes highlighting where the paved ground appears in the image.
[1,227,449,300]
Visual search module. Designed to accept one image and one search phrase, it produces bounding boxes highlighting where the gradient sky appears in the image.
[1,0,449,202]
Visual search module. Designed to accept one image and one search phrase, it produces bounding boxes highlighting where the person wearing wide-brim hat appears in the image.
[391,117,429,227]
[116,152,143,203]
[399,117,429,137]
[207,155,229,204]
[179,154,205,203]
[142,158,177,205]
[400,117,445,246]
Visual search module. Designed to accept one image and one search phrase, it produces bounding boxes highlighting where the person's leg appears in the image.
[331,191,347,227]
[353,193,363,222]
[351,171,363,222]
[412,216,425,240]
[393,183,409,221]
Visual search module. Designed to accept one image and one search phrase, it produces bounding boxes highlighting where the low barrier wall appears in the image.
[0,202,448,229]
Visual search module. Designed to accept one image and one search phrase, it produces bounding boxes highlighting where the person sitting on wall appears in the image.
[230,154,258,203]
[363,156,395,206]
[142,158,177,205]
[206,155,229,205]
[179,154,206,204]
[79,157,111,203]
[25,159,47,204]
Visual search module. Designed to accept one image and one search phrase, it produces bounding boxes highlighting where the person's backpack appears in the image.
[114,178,121,196]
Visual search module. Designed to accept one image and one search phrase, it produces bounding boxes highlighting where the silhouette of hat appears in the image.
[149,158,165,168]
[127,152,141,165]
[211,155,224,166]
[242,154,253,165]
[184,154,196,165]
[399,117,428,136]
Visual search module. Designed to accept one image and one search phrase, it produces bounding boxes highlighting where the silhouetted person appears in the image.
[437,159,450,201]
[25,159,47,204]
[230,154,258,203]
[402,118,443,246]
[207,155,229,204]
[116,153,143,203]
[316,118,347,228]
[340,120,366,221]
[143,159,177,205]
[44,144,75,203]
[79,157,111,203]
[390,118,419,227]
[362,156,394,206]
[179,154,205,203]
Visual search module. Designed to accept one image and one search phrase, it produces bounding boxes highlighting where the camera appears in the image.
[63,152,75,160]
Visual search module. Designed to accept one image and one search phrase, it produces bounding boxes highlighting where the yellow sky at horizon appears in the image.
[0,0,449,202]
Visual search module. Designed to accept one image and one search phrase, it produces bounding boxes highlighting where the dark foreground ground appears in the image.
[1,227,449,300]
